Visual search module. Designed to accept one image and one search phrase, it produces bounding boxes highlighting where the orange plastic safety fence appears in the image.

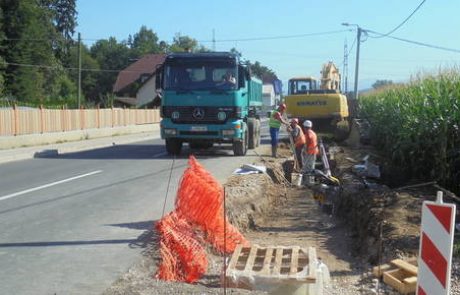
[156,156,249,283]
[156,212,208,283]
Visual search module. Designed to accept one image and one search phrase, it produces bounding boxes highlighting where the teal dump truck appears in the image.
[155,52,262,156]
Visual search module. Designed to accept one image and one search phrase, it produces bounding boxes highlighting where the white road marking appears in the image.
[0,170,103,202]
[153,152,168,158]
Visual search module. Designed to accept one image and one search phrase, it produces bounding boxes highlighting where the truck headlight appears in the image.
[217,111,227,121]
[222,130,235,136]
[171,111,180,119]
[164,128,177,135]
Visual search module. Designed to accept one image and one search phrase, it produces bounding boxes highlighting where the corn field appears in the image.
[359,70,460,194]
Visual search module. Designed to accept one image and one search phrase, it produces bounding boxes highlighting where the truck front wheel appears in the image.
[233,130,248,156]
[165,139,183,155]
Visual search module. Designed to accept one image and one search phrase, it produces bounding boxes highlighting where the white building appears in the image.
[262,84,276,114]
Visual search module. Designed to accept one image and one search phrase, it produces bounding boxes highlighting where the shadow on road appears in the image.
[0,220,158,250]
[34,143,240,160]
[38,144,167,160]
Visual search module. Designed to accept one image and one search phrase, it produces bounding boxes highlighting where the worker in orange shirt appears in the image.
[301,120,319,175]
[288,118,306,169]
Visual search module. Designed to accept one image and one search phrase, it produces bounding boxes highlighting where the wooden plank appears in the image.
[390,259,418,275]
[383,270,404,293]
[372,263,394,278]
[227,245,243,271]
[403,276,417,284]
[260,247,274,275]
[244,245,259,273]
[272,248,284,276]
[383,269,416,295]
[289,246,300,276]
[306,247,317,281]
[402,276,418,294]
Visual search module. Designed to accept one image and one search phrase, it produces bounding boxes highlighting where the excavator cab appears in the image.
[285,65,350,140]
[288,77,318,95]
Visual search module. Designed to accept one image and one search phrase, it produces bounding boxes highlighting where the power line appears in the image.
[4,29,351,45]
[198,29,351,43]
[2,61,151,73]
[367,30,460,53]
[369,0,426,39]
[348,37,357,56]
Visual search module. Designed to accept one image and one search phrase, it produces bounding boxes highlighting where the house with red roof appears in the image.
[113,54,166,108]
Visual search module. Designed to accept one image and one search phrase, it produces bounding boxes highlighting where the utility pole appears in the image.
[212,29,216,52]
[354,27,362,100]
[77,32,82,109]
[342,23,363,100]
[343,39,348,93]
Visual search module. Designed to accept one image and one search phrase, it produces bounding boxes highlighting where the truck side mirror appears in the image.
[238,65,245,88]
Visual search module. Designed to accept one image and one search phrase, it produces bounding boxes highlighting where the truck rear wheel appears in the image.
[247,118,256,149]
[165,139,182,155]
[233,130,248,156]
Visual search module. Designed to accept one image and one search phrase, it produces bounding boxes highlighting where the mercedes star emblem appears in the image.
[192,108,205,120]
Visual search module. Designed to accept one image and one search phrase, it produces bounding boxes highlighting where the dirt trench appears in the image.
[103,143,459,295]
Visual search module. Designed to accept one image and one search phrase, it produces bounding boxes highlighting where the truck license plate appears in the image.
[191,126,207,132]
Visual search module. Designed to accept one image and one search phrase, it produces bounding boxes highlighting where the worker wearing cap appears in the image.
[268,103,289,157]
[301,120,319,175]
[289,118,306,168]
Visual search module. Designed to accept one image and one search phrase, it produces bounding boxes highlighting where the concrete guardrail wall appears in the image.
[0,107,161,136]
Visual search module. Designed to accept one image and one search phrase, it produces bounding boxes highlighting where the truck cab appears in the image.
[156,52,262,156]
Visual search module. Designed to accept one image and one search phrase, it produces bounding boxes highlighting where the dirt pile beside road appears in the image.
[104,143,458,295]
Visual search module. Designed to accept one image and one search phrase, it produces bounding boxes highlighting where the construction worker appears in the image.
[268,103,289,158]
[301,120,319,175]
[288,118,306,168]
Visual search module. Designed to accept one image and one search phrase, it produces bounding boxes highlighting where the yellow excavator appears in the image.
[285,62,350,139]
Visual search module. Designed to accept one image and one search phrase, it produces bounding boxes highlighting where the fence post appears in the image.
[13,103,19,136]
[39,105,44,134]
[97,104,100,129]
[61,105,65,132]
[123,106,127,126]
[80,106,85,130]
[111,106,114,128]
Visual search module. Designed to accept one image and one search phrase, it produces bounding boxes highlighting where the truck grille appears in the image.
[180,131,219,136]
[162,106,236,124]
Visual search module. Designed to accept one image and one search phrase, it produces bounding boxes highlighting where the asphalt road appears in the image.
[0,121,276,295]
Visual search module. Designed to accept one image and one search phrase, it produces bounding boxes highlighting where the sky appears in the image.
[76,0,460,90]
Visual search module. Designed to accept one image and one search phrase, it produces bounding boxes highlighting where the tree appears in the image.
[130,26,160,58]
[41,0,77,41]
[229,47,242,58]
[1,0,56,101]
[0,6,5,95]
[90,37,130,102]
[372,79,393,89]
[40,0,77,64]
[169,34,198,52]
[249,61,277,83]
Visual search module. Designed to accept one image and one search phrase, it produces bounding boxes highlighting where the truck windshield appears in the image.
[164,62,238,91]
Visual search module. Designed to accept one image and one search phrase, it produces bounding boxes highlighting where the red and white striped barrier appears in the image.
[417,191,456,295]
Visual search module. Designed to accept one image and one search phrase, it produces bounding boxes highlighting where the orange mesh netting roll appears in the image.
[155,156,249,283]
[155,212,208,282]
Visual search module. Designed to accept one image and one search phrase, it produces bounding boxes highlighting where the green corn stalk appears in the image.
[358,69,460,194]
